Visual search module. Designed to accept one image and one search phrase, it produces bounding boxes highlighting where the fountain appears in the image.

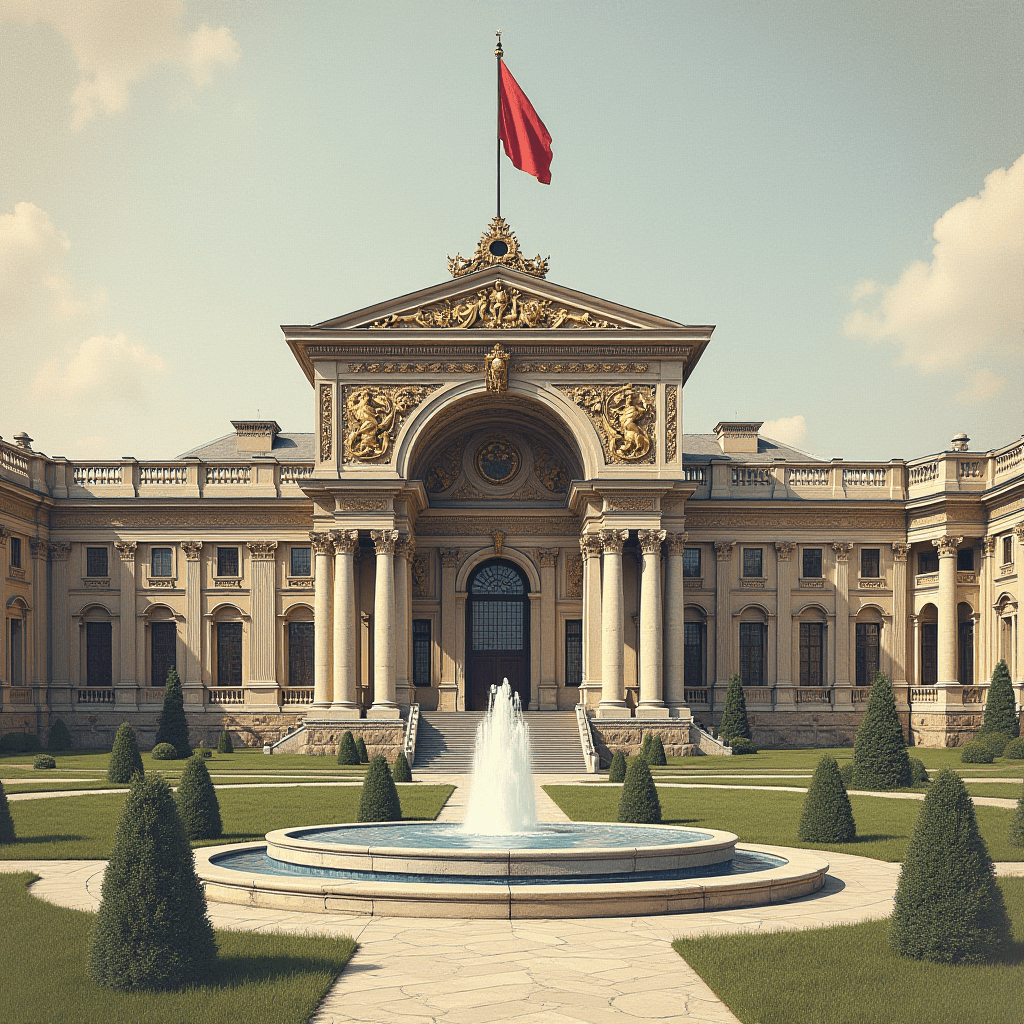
[195,680,829,918]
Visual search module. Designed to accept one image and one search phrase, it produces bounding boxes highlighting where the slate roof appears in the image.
[177,432,315,462]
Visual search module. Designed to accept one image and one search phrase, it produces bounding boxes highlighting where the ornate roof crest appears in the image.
[447,216,549,279]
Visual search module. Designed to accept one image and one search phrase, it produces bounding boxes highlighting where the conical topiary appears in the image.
[357,754,402,822]
[337,731,359,766]
[356,736,369,763]
[392,750,412,783]
[108,723,144,784]
[617,756,662,824]
[48,719,72,751]
[1010,782,1024,848]
[798,755,856,843]
[88,774,216,990]
[852,672,911,791]
[719,674,751,743]
[0,781,14,843]
[890,768,1011,963]
[646,734,667,767]
[175,754,222,840]
[153,667,191,759]
[216,730,233,754]
[639,733,653,762]
[608,749,627,783]
[980,660,1019,738]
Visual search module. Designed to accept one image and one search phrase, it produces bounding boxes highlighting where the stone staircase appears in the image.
[414,712,588,773]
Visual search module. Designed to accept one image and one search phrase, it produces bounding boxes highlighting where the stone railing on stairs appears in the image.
[404,704,420,765]
[692,723,733,756]
[575,704,599,774]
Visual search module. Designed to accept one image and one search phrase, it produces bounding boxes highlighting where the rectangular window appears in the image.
[150,547,173,577]
[1003,535,1013,565]
[918,551,939,574]
[471,601,524,651]
[683,548,701,578]
[412,619,432,687]
[290,546,312,577]
[216,622,243,684]
[739,622,766,686]
[860,548,880,579]
[855,622,879,686]
[151,622,176,686]
[802,547,822,579]
[9,536,21,568]
[216,546,239,577]
[958,621,974,686]
[921,623,938,685]
[742,548,763,578]
[799,622,824,687]
[565,619,583,687]
[86,621,112,686]
[684,622,705,687]
[9,618,23,685]
[288,621,315,686]
[957,548,975,572]
[86,546,108,577]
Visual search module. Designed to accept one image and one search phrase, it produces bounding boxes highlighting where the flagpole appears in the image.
[495,30,502,218]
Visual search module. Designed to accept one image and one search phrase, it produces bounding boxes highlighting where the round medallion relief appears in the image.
[474,439,521,485]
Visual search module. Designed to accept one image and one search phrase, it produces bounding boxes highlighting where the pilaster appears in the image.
[774,542,795,706]
[597,528,630,718]
[113,541,137,704]
[713,541,735,707]
[49,541,72,706]
[891,542,910,705]
[181,541,203,702]
[580,535,603,710]
[438,548,460,712]
[663,532,687,715]
[538,548,559,710]
[934,535,962,702]
[832,543,852,694]
[395,535,415,707]
[310,532,333,710]
[246,540,278,703]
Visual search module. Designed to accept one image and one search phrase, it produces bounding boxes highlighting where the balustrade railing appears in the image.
[851,687,872,703]
[683,687,709,704]
[910,687,938,703]
[958,460,984,480]
[281,687,314,705]
[843,468,887,486]
[208,687,245,705]
[139,465,188,485]
[1,445,30,478]
[995,442,1023,479]
[77,688,115,704]
[205,465,251,485]
[788,467,830,486]
[731,467,772,486]
[795,687,832,704]
[742,687,772,704]
[280,464,314,483]
[908,461,939,486]
[73,464,122,486]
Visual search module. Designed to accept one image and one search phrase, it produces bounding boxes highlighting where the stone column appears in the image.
[832,543,853,691]
[1015,526,1024,684]
[368,529,401,719]
[637,529,668,716]
[713,542,735,708]
[910,613,921,687]
[774,543,795,700]
[980,537,996,681]
[181,541,203,700]
[28,539,49,703]
[538,548,559,710]
[580,535,603,709]
[395,535,415,707]
[438,548,460,712]
[663,533,687,715]
[310,532,333,711]
[327,530,360,718]
[49,541,72,704]
[597,529,630,718]
[113,541,137,701]
[246,541,278,702]
[891,543,911,704]
[933,536,962,691]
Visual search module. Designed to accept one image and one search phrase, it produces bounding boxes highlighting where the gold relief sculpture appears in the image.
[558,384,656,464]
[347,362,479,373]
[343,385,436,463]
[424,441,462,493]
[565,552,583,599]
[516,362,647,373]
[491,530,505,555]
[531,442,569,493]
[666,385,677,462]
[474,438,521,484]
[412,554,430,597]
[319,384,333,462]
[447,216,548,278]
[485,343,510,392]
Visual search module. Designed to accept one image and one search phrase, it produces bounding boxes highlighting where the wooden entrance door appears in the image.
[465,560,530,711]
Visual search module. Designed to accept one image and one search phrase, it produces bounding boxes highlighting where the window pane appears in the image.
[921,623,938,685]
[739,622,765,685]
[86,547,108,577]
[9,619,23,685]
[151,547,173,577]
[684,622,705,687]
[412,619,431,686]
[855,622,879,685]
[958,621,973,686]
[9,536,21,568]
[151,622,176,686]
[918,552,939,574]
[291,546,312,577]
[802,548,822,579]
[683,548,701,578]
[861,549,880,578]
[471,601,523,650]
[470,564,525,595]
[742,548,763,578]
[799,622,824,687]
[86,621,112,686]
[1003,536,1013,564]
[217,547,239,577]
[957,548,974,572]
[565,619,582,687]
[288,621,314,686]
[217,622,243,684]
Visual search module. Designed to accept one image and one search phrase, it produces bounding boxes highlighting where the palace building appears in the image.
[1,218,1022,753]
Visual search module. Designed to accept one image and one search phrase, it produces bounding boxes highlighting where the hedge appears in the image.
[617,757,662,824]
[153,667,192,758]
[108,723,144,784]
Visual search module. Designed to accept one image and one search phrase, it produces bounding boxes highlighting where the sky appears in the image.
[1,0,1022,463]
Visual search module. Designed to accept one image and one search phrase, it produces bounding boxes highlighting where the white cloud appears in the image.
[0,0,239,128]
[956,367,1006,406]
[761,415,807,450]
[845,153,1024,375]
[33,333,166,403]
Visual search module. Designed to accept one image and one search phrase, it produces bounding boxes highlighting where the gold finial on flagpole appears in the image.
[495,29,503,57]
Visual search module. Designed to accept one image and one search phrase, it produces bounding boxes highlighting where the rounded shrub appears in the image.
[852,673,911,790]
[0,732,40,754]
[839,761,855,786]
[153,667,191,758]
[909,758,930,785]
[337,731,359,766]
[646,734,667,767]
[151,743,177,761]
[392,750,412,783]
[198,747,212,759]
[608,750,627,783]
[979,731,1012,758]
[356,737,369,764]
[890,768,1010,963]
[1004,737,1024,760]
[639,733,653,762]
[980,659,1019,738]
[719,674,751,744]
[1009,783,1024,848]
[357,755,402,822]
[108,723,144,784]
[89,774,216,990]
[960,741,994,764]
[33,754,56,770]
[617,756,662,824]
[175,754,222,840]
[48,719,73,751]
[0,781,15,844]
[798,755,856,843]
[216,730,233,755]
[729,737,758,755]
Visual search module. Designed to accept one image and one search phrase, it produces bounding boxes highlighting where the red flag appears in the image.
[498,61,552,184]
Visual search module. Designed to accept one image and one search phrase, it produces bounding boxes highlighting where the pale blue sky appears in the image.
[1,0,1022,462]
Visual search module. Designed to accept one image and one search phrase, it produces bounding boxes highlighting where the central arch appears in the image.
[465,559,531,711]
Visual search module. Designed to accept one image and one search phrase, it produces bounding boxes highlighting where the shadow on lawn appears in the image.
[6,834,86,846]
[210,949,352,989]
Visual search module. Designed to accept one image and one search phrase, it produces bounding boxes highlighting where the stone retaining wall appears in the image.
[589,721,696,763]
[301,721,405,761]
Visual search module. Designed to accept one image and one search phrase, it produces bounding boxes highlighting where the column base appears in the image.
[324,704,363,720]
[666,704,692,720]
[367,703,402,720]
[596,702,632,719]
[437,684,459,712]
[637,703,670,719]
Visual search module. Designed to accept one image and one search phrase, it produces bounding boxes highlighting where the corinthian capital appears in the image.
[309,532,333,555]
[713,541,735,560]
[891,542,911,562]
[600,528,629,554]
[181,540,203,561]
[371,529,399,555]
[665,532,688,554]
[932,536,963,558]
[775,542,796,560]
[638,529,666,554]
[246,540,278,561]
[330,529,359,555]
[580,534,603,560]
[832,543,853,562]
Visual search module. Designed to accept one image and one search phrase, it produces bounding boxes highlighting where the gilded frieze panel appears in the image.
[556,383,657,465]
[343,385,438,464]
[666,385,677,462]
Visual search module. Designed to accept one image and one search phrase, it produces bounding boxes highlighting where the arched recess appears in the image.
[280,602,315,690]
[456,546,541,593]
[917,602,938,686]
[208,602,247,689]
[78,602,116,689]
[144,603,179,689]
[5,595,30,688]
[995,593,1017,668]
[854,604,885,687]
[957,600,976,686]
[736,603,770,689]
[683,603,709,691]
[795,603,828,689]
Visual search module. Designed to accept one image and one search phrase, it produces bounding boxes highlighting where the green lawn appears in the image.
[0,872,355,1024]
[675,878,1024,1024]
[2,784,454,860]
[966,783,1024,801]
[544,784,1023,862]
